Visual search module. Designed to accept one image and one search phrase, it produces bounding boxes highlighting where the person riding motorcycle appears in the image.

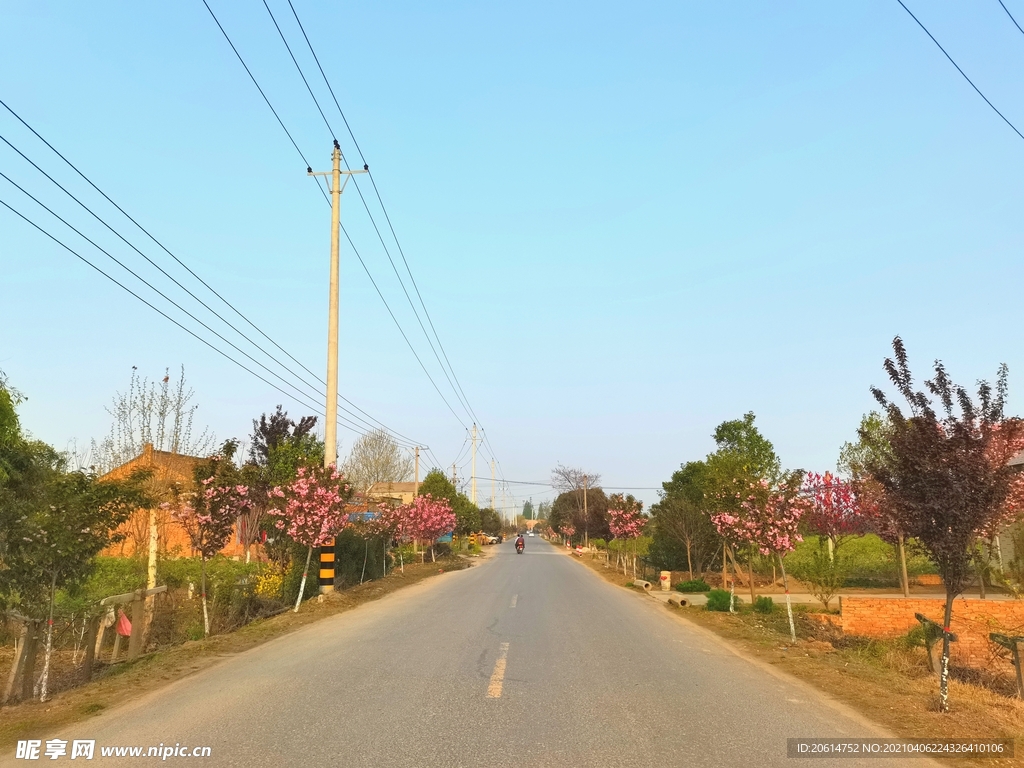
[515,534,525,553]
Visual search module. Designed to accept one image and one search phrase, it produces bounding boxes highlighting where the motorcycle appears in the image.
[515,540,524,554]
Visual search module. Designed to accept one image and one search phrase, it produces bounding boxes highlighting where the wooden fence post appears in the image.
[80,614,102,683]
[20,621,40,702]
[989,633,1024,698]
[915,612,957,679]
[127,590,145,660]
[2,620,29,705]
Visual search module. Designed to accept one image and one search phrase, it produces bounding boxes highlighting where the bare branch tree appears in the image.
[91,366,214,473]
[551,464,603,545]
[550,464,601,493]
[341,429,414,497]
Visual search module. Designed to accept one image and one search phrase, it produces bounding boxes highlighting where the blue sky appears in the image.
[2,1,1024,512]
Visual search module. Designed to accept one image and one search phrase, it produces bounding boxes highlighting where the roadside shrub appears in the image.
[254,566,284,599]
[788,547,847,611]
[333,530,386,587]
[77,556,147,601]
[429,542,451,558]
[705,589,740,612]
[753,595,774,614]
[647,531,690,571]
[675,579,711,593]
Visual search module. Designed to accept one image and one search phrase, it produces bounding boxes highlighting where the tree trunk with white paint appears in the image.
[294,546,313,612]
[39,571,57,701]
[778,554,796,642]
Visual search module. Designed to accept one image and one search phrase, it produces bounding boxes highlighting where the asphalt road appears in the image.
[28,540,916,767]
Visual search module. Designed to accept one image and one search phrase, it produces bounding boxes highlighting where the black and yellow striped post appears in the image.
[319,539,335,593]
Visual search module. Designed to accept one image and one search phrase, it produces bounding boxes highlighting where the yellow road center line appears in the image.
[510,594,518,608]
[487,642,510,698]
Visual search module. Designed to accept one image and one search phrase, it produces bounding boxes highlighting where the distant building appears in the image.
[366,481,418,505]
[99,443,246,559]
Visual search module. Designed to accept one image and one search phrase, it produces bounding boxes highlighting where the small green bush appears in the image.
[753,595,774,614]
[675,579,711,593]
[705,589,740,612]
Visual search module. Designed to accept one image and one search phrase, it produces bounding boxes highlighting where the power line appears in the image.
[0,134,419,450]
[203,0,469,434]
[0,97,425,447]
[998,0,1024,38]
[289,0,479,419]
[896,0,1024,142]
[0,134,403,444]
[0,169,388,442]
[468,476,661,491]
[0,196,372,438]
[281,0,496,453]
[264,0,479,427]
[339,224,468,428]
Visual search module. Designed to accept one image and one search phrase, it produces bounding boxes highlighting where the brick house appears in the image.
[99,443,246,559]
[366,481,418,505]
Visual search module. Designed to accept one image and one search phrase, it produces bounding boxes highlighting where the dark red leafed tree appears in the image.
[866,337,1024,712]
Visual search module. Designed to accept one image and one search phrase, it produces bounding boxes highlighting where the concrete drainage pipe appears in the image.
[668,595,689,607]
[633,580,653,592]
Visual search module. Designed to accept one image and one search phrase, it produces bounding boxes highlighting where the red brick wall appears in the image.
[840,596,1024,666]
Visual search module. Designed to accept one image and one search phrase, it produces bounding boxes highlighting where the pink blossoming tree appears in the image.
[803,471,867,555]
[268,464,349,611]
[608,493,646,578]
[371,503,411,573]
[713,475,809,639]
[559,523,576,546]
[165,446,250,636]
[404,494,456,563]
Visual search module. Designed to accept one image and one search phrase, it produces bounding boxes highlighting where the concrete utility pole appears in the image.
[414,447,420,498]
[452,464,457,488]
[583,474,589,549]
[471,423,478,506]
[491,460,495,512]
[308,140,366,594]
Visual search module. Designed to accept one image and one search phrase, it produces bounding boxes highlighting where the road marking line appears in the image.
[487,642,510,698]
[510,594,518,608]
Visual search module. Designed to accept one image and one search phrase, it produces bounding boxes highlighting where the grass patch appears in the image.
[675,579,711,593]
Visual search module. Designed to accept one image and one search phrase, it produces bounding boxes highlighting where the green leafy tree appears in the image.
[549,488,610,541]
[245,407,321,566]
[1,370,151,700]
[704,413,782,599]
[651,460,721,580]
[522,500,534,520]
[453,494,481,536]
[479,507,502,536]
[417,469,457,506]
